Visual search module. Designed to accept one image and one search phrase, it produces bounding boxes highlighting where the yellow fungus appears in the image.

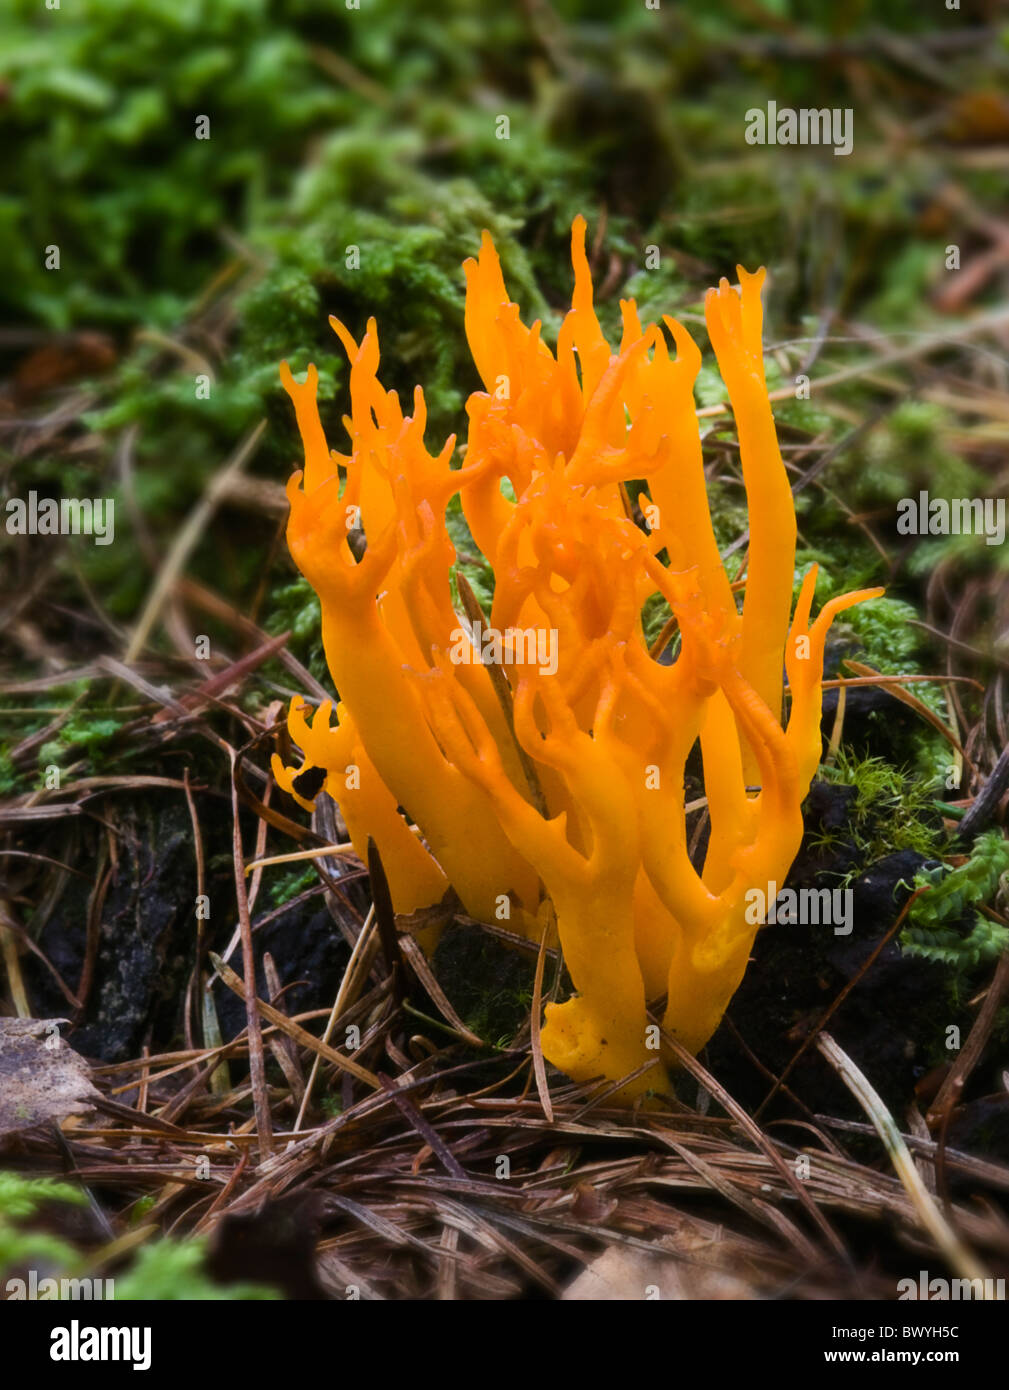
[274,219,882,1103]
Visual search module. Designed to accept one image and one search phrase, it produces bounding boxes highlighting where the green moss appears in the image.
[0,751,18,796]
[432,924,537,1049]
[3,0,349,329]
[266,577,326,684]
[792,559,950,783]
[902,831,1009,969]
[113,1237,280,1300]
[816,751,943,873]
[446,496,495,615]
[265,861,319,909]
[44,714,125,764]
[0,1174,86,1277]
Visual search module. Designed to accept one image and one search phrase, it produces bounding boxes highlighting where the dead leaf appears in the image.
[563,1215,765,1301]
[569,1181,619,1225]
[14,333,115,401]
[0,1018,101,1137]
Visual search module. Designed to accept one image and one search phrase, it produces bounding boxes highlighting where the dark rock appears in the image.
[207,1192,326,1299]
[819,638,924,766]
[432,922,538,1045]
[948,1096,1009,1164]
[548,76,679,219]
[707,828,964,1117]
[26,800,195,1062]
[212,903,349,1043]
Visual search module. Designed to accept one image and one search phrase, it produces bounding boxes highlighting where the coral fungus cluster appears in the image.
[273,218,881,1102]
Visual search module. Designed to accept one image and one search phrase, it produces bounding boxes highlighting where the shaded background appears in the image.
[3,0,1008,702]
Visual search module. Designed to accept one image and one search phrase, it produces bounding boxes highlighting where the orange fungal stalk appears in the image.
[273,218,882,1103]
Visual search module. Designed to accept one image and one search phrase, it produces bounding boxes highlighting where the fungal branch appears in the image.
[272,217,882,1102]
